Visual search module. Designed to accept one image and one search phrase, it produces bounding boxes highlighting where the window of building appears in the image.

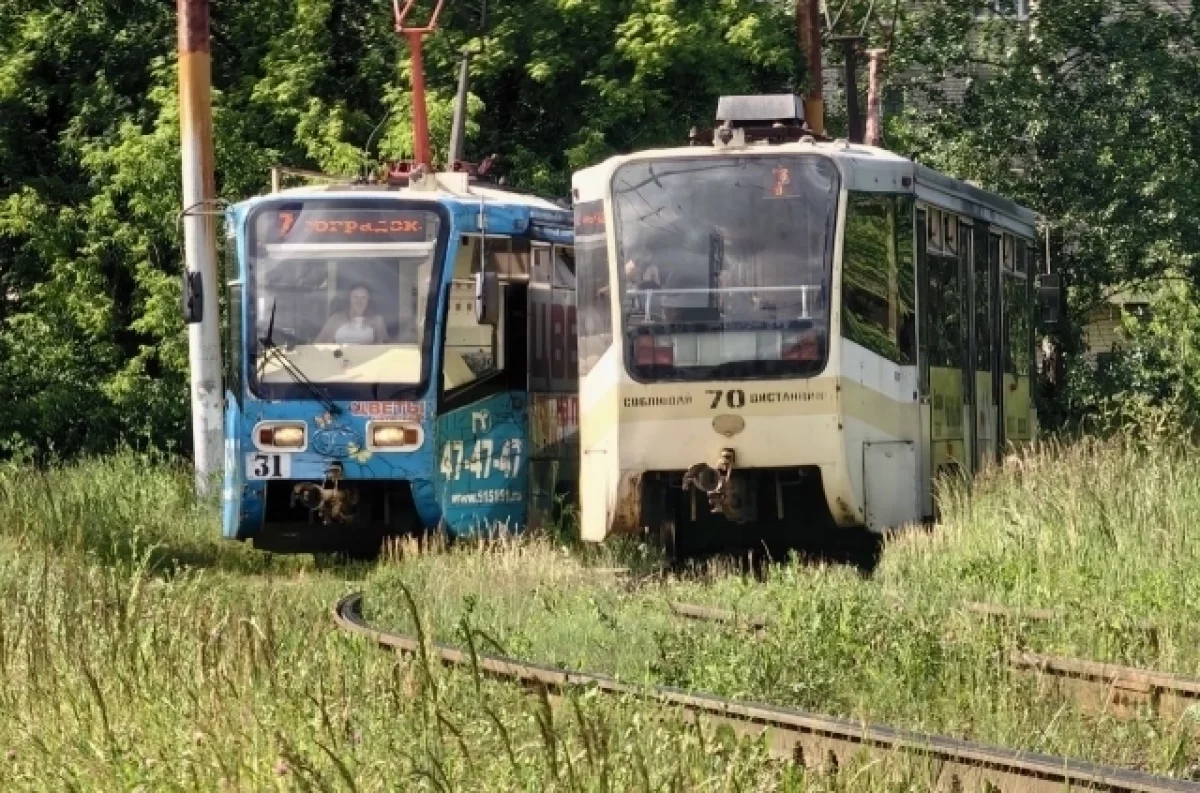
[975,0,1030,21]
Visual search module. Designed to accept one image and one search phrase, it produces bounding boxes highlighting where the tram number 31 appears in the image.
[246,453,292,480]
[440,439,524,481]
[706,389,746,409]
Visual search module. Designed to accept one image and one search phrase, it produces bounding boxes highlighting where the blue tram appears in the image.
[219,170,579,556]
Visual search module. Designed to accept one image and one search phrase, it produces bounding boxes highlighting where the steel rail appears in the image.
[333,592,1200,793]
[1011,650,1200,723]
[670,601,1200,725]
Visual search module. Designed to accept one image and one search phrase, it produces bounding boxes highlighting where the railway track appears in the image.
[333,592,1200,792]
[670,601,1200,724]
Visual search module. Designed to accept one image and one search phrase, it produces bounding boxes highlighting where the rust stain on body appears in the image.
[609,471,643,534]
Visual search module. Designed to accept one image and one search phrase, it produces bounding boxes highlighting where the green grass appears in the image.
[361,439,1200,777]
[0,440,1198,790]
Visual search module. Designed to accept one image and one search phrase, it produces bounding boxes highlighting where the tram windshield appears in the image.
[612,154,838,380]
[247,202,444,399]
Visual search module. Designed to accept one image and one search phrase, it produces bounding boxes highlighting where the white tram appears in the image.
[570,95,1059,551]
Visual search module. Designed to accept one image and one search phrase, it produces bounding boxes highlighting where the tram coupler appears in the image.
[682,448,751,521]
[292,463,358,524]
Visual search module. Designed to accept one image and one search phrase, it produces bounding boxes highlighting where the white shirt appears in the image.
[333,318,376,344]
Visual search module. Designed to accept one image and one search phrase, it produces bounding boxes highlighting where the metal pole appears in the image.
[830,35,863,143]
[406,31,431,167]
[865,48,886,147]
[447,48,472,166]
[393,0,444,169]
[799,0,825,135]
[177,0,223,495]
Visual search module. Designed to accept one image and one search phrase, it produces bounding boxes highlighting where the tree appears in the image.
[877,0,1200,431]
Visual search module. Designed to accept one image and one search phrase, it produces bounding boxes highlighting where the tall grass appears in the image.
[885,437,1200,672]
[364,437,1200,777]
[2,440,1199,789]
[0,454,894,791]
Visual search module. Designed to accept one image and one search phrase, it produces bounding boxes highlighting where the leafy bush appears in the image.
[1052,284,1200,441]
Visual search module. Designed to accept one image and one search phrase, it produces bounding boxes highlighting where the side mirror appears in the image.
[1037,273,1062,327]
[183,271,204,324]
[474,271,500,326]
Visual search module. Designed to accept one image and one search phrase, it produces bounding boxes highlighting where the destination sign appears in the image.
[258,207,432,244]
[574,200,606,236]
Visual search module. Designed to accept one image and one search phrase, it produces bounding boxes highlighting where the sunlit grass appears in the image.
[363,438,1200,777]
[1,440,1198,789]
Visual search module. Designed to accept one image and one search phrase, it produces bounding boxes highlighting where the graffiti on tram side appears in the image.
[530,394,579,458]
[436,391,529,532]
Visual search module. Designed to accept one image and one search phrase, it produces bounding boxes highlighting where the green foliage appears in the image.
[879,0,1200,434]
[356,437,1200,775]
[3,440,1200,786]
[1054,284,1200,439]
[4,0,1200,457]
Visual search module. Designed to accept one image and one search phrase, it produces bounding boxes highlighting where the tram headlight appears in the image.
[255,422,307,450]
[368,422,422,451]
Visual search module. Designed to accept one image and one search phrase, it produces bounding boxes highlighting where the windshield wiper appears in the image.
[258,300,342,416]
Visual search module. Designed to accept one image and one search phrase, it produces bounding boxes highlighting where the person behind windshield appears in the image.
[316,284,389,344]
[623,259,665,320]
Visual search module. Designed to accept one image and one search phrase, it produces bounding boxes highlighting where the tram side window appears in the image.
[977,234,997,371]
[842,193,915,364]
[443,278,499,391]
[924,211,964,370]
[575,202,612,377]
[1003,239,1032,377]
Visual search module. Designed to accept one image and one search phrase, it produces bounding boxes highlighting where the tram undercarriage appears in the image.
[251,479,422,558]
[634,465,857,561]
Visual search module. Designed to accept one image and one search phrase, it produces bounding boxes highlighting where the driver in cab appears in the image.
[316,284,389,344]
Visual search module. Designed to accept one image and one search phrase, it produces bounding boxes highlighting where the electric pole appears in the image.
[177,0,223,496]
[797,0,825,134]
[865,48,886,146]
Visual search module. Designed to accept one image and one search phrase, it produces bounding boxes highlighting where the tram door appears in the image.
[527,243,579,530]
[436,236,532,535]
[919,207,971,502]
[969,224,1004,471]
[1001,236,1035,454]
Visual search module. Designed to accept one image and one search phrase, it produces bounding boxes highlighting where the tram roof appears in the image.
[576,139,1041,233]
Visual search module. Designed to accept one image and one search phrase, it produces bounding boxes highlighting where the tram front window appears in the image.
[612,154,838,381]
[247,202,444,398]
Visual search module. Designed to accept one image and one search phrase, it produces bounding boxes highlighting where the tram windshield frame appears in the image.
[244,198,451,402]
[611,153,839,382]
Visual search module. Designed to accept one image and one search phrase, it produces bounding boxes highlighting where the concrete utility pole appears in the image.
[177,0,223,495]
[797,0,825,135]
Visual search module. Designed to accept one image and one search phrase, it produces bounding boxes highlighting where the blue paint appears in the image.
[221,394,244,539]
[220,187,569,550]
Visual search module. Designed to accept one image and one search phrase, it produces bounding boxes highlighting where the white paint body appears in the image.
[571,138,1040,542]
